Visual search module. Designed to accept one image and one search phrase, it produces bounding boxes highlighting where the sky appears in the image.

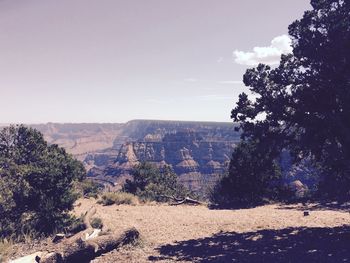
[0,0,311,124]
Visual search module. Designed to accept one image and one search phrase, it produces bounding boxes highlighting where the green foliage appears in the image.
[99,192,139,206]
[231,0,350,200]
[211,140,282,207]
[78,179,103,198]
[90,217,103,229]
[123,162,189,202]
[0,125,86,239]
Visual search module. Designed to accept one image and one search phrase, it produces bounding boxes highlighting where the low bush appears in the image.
[99,192,139,206]
[90,217,103,229]
[78,179,103,198]
[123,162,190,202]
[65,215,86,235]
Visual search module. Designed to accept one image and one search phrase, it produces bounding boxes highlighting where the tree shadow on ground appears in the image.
[149,226,350,262]
[277,201,350,212]
[208,201,266,210]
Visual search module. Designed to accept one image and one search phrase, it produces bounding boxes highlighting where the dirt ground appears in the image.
[73,199,350,262]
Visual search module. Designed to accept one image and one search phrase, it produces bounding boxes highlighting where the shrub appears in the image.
[65,215,86,235]
[90,217,103,229]
[99,192,139,206]
[0,125,86,239]
[123,162,190,202]
[78,179,103,198]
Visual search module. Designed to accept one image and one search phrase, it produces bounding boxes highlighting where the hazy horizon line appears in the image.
[0,118,234,125]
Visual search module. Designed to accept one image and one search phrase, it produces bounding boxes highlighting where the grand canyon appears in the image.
[30,120,241,193]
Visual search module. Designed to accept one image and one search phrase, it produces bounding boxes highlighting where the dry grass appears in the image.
[99,192,139,206]
[0,230,43,262]
[0,238,13,262]
[2,233,54,261]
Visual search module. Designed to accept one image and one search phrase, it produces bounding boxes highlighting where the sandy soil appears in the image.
[73,199,350,262]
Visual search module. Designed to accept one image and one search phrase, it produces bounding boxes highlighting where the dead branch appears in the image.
[83,206,97,231]
[165,196,205,206]
[94,227,140,256]
[158,194,184,202]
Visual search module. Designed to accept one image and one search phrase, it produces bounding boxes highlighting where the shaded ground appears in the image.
[151,226,350,262]
[73,199,350,262]
[278,201,350,212]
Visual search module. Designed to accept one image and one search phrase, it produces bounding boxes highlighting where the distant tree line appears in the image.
[213,0,350,206]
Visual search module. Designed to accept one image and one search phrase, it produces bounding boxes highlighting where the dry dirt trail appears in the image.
[74,199,350,262]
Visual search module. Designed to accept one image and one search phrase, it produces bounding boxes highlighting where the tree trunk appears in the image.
[12,206,140,263]
[39,228,140,263]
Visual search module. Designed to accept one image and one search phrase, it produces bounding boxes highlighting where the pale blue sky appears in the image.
[0,0,310,123]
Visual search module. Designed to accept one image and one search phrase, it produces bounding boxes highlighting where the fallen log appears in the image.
[159,195,205,206]
[38,227,140,263]
[170,197,205,206]
[11,206,140,263]
[82,206,96,231]
[94,227,140,256]
[62,206,97,240]
[85,229,101,241]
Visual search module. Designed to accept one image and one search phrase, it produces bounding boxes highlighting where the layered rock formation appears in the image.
[102,130,237,192]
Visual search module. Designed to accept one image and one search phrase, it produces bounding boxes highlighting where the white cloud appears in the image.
[217,80,243,85]
[233,34,292,66]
